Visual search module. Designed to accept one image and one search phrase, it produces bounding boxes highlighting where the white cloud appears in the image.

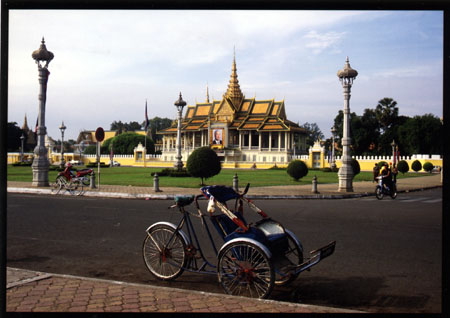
[303,30,346,54]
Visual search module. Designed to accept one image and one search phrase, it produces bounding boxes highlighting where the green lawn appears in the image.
[7,165,429,188]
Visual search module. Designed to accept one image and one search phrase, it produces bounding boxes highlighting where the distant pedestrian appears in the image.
[391,162,398,183]
[373,163,380,182]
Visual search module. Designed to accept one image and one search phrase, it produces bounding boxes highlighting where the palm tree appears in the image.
[375,98,398,133]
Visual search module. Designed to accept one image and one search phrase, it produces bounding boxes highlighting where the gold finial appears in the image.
[206,83,210,103]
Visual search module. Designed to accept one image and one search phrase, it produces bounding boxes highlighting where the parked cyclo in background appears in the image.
[142,184,336,299]
[51,162,93,196]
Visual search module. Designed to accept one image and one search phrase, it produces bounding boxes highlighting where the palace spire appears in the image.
[224,49,244,109]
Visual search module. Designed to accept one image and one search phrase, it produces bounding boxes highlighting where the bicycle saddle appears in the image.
[175,195,195,207]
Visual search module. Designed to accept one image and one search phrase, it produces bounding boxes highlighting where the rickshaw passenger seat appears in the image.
[210,212,247,238]
[175,195,195,207]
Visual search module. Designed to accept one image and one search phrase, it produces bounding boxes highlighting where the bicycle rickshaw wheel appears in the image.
[274,231,303,286]
[375,187,384,200]
[143,224,187,281]
[217,240,275,299]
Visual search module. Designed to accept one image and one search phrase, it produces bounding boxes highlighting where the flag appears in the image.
[144,100,149,131]
[35,117,38,133]
[393,150,400,166]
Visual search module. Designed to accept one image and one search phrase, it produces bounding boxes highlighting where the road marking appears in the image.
[397,197,427,202]
[421,198,442,203]
[363,197,441,203]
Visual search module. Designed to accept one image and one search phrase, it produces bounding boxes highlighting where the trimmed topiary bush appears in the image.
[287,160,308,181]
[12,161,32,167]
[423,162,434,173]
[411,160,422,172]
[351,158,360,176]
[396,160,409,174]
[151,168,190,177]
[186,146,222,185]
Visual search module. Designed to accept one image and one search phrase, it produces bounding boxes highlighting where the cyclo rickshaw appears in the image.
[142,184,336,299]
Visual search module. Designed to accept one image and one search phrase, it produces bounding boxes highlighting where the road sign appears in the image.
[95,127,105,142]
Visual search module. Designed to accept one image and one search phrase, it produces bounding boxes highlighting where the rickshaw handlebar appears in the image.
[194,194,204,209]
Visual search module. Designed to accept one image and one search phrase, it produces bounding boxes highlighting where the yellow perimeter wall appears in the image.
[8,152,442,172]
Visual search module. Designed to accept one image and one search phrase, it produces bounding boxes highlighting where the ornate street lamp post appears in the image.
[391,140,396,165]
[20,134,25,162]
[31,38,54,187]
[174,92,186,171]
[330,126,337,170]
[337,57,358,192]
[59,121,66,169]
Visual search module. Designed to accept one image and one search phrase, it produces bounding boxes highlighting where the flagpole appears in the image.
[144,99,148,168]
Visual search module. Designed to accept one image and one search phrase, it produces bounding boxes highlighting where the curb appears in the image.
[6,267,365,313]
[7,185,442,200]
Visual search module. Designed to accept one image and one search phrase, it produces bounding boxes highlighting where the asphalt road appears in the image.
[6,189,442,313]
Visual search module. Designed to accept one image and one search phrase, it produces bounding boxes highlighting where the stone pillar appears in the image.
[258,133,261,151]
[284,132,288,151]
[249,132,252,150]
[238,131,242,149]
[269,132,272,151]
[278,132,281,151]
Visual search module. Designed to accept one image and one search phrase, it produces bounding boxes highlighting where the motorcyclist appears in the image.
[379,162,393,193]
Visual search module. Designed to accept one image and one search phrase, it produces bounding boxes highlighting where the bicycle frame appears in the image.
[162,195,220,275]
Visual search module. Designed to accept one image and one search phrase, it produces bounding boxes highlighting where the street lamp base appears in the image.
[173,161,184,172]
[32,157,50,187]
[338,164,354,192]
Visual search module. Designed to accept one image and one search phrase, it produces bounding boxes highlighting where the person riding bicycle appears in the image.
[379,162,393,192]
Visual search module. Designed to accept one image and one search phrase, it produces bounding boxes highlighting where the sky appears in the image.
[7,10,443,142]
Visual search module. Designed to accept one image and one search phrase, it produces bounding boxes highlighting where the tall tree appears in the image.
[397,114,442,155]
[141,117,174,142]
[110,120,125,133]
[125,121,142,131]
[300,122,324,147]
[7,122,24,152]
[101,133,155,155]
[375,98,398,133]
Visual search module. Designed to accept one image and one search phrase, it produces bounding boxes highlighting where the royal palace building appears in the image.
[158,55,308,165]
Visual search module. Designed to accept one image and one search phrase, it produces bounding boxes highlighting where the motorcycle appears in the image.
[375,176,397,200]
[59,163,94,186]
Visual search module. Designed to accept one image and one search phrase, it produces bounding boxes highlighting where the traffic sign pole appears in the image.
[95,127,105,190]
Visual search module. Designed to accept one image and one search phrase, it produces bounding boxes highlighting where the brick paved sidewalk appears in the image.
[6,268,362,313]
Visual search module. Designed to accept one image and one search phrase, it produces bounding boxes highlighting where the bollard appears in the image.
[312,175,319,194]
[153,173,161,192]
[233,173,239,192]
[90,172,96,189]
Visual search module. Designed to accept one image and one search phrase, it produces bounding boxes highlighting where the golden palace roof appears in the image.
[158,55,306,135]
